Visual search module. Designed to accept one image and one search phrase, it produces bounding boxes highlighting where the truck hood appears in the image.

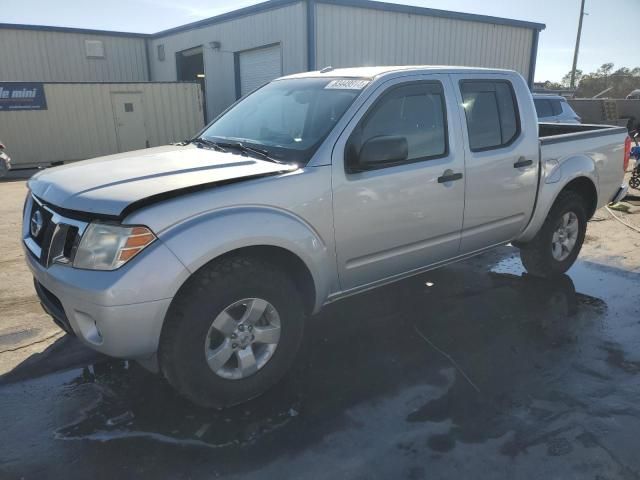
[28,145,298,218]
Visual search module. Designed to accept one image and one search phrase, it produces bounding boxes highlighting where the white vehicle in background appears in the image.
[0,141,11,177]
[626,89,640,100]
[533,94,581,124]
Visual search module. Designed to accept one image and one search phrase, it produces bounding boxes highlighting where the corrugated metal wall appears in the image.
[314,3,534,80]
[0,28,148,82]
[148,1,307,120]
[0,82,204,167]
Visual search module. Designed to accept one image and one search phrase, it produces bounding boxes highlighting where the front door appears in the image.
[451,74,539,253]
[332,75,466,291]
[111,92,147,152]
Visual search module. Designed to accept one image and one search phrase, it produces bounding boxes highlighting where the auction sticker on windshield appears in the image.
[325,79,370,90]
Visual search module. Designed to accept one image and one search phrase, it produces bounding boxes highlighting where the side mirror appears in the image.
[350,135,408,172]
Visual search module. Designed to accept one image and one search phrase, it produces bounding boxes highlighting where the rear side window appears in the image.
[550,100,563,116]
[351,82,447,165]
[460,81,520,152]
[534,99,553,118]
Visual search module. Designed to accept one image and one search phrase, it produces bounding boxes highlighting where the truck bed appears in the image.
[539,123,628,145]
[538,122,628,213]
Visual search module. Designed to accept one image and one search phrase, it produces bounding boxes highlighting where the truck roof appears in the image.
[281,65,517,80]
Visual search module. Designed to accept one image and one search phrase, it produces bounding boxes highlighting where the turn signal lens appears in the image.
[73,223,156,270]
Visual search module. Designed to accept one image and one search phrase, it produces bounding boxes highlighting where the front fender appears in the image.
[515,154,599,243]
[158,205,335,312]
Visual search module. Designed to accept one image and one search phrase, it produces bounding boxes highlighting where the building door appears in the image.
[237,44,282,98]
[111,92,147,152]
[176,46,206,120]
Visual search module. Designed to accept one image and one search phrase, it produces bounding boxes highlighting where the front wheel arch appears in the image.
[171,245,317,317]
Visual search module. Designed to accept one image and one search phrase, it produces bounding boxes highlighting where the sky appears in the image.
[0,0,635,82]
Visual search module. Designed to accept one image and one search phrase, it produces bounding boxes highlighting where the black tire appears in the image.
[518,190,588,278]
[159,256,305,408]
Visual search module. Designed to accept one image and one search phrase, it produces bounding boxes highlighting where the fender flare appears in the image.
[516,154,599,243]
[158,205,335,312]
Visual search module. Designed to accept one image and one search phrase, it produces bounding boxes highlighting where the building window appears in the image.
[157,44,165,61]
[460,80,520,152]
[85,40,105,58]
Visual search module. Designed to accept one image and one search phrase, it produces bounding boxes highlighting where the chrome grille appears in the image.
[24,195,87,268]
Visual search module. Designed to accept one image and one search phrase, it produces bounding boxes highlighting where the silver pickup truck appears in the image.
[23,66,628,407]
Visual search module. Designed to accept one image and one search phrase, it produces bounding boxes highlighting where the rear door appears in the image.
[451,74,539,253]
[332,74,465,291]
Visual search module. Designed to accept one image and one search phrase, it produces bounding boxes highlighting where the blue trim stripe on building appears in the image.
[527,30,540,88]
[153,0,302,38]
[0,22,149,38]
[151,0,545,39]
[306,0,316,71]
[317,0,545,31]
[0,1,546,39]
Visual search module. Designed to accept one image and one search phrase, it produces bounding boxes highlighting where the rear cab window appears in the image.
[460,80,520,152]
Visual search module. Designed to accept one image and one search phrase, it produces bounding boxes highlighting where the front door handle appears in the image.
[514,157,533,168]
[437,170,463,183]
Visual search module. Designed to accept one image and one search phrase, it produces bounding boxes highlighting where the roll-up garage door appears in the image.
[238,44,282,97]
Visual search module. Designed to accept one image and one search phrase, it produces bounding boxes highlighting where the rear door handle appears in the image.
[514,158,533,168]
[437,171,463,183]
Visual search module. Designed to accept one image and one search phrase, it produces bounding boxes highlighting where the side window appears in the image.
[550,100,563,116]
[534,99,553,118]
[348,82,448,168]
[460,81,520,151]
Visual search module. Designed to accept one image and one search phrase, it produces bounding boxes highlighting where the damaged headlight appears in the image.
[73,222,156,270]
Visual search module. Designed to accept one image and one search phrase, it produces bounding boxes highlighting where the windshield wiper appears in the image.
[189,137,227,152]
[213,141,287,165]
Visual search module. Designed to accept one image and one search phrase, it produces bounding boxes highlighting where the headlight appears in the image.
[73,223,156,270]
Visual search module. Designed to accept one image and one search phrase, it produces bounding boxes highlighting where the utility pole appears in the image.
[569,0,586,89]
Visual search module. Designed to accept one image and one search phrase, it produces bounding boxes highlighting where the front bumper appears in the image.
[24,238,189,359]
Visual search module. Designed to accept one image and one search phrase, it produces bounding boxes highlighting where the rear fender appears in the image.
[158,206,335,312]
[515,154,598,243]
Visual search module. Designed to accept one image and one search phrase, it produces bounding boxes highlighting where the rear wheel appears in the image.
[519,190,588,277]
[159,256,305,408]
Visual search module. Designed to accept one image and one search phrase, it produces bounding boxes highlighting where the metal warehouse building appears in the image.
[149,0,545,120]
[0,0,544,166]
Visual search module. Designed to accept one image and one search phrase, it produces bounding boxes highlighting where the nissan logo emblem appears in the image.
[30,210,44,238]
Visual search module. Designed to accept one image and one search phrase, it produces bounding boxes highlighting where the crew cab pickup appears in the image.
[23,66,629,407]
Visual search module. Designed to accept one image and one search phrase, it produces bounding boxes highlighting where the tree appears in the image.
[562,69,582,88]
[567,63,640,98]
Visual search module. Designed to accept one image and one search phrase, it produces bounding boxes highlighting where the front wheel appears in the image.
[518,190,588,277]
[159,256,305,408]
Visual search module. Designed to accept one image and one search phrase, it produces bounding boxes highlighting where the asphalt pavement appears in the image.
[2,246,640,479]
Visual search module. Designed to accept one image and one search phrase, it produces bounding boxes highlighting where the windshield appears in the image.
[200,78,367,164]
